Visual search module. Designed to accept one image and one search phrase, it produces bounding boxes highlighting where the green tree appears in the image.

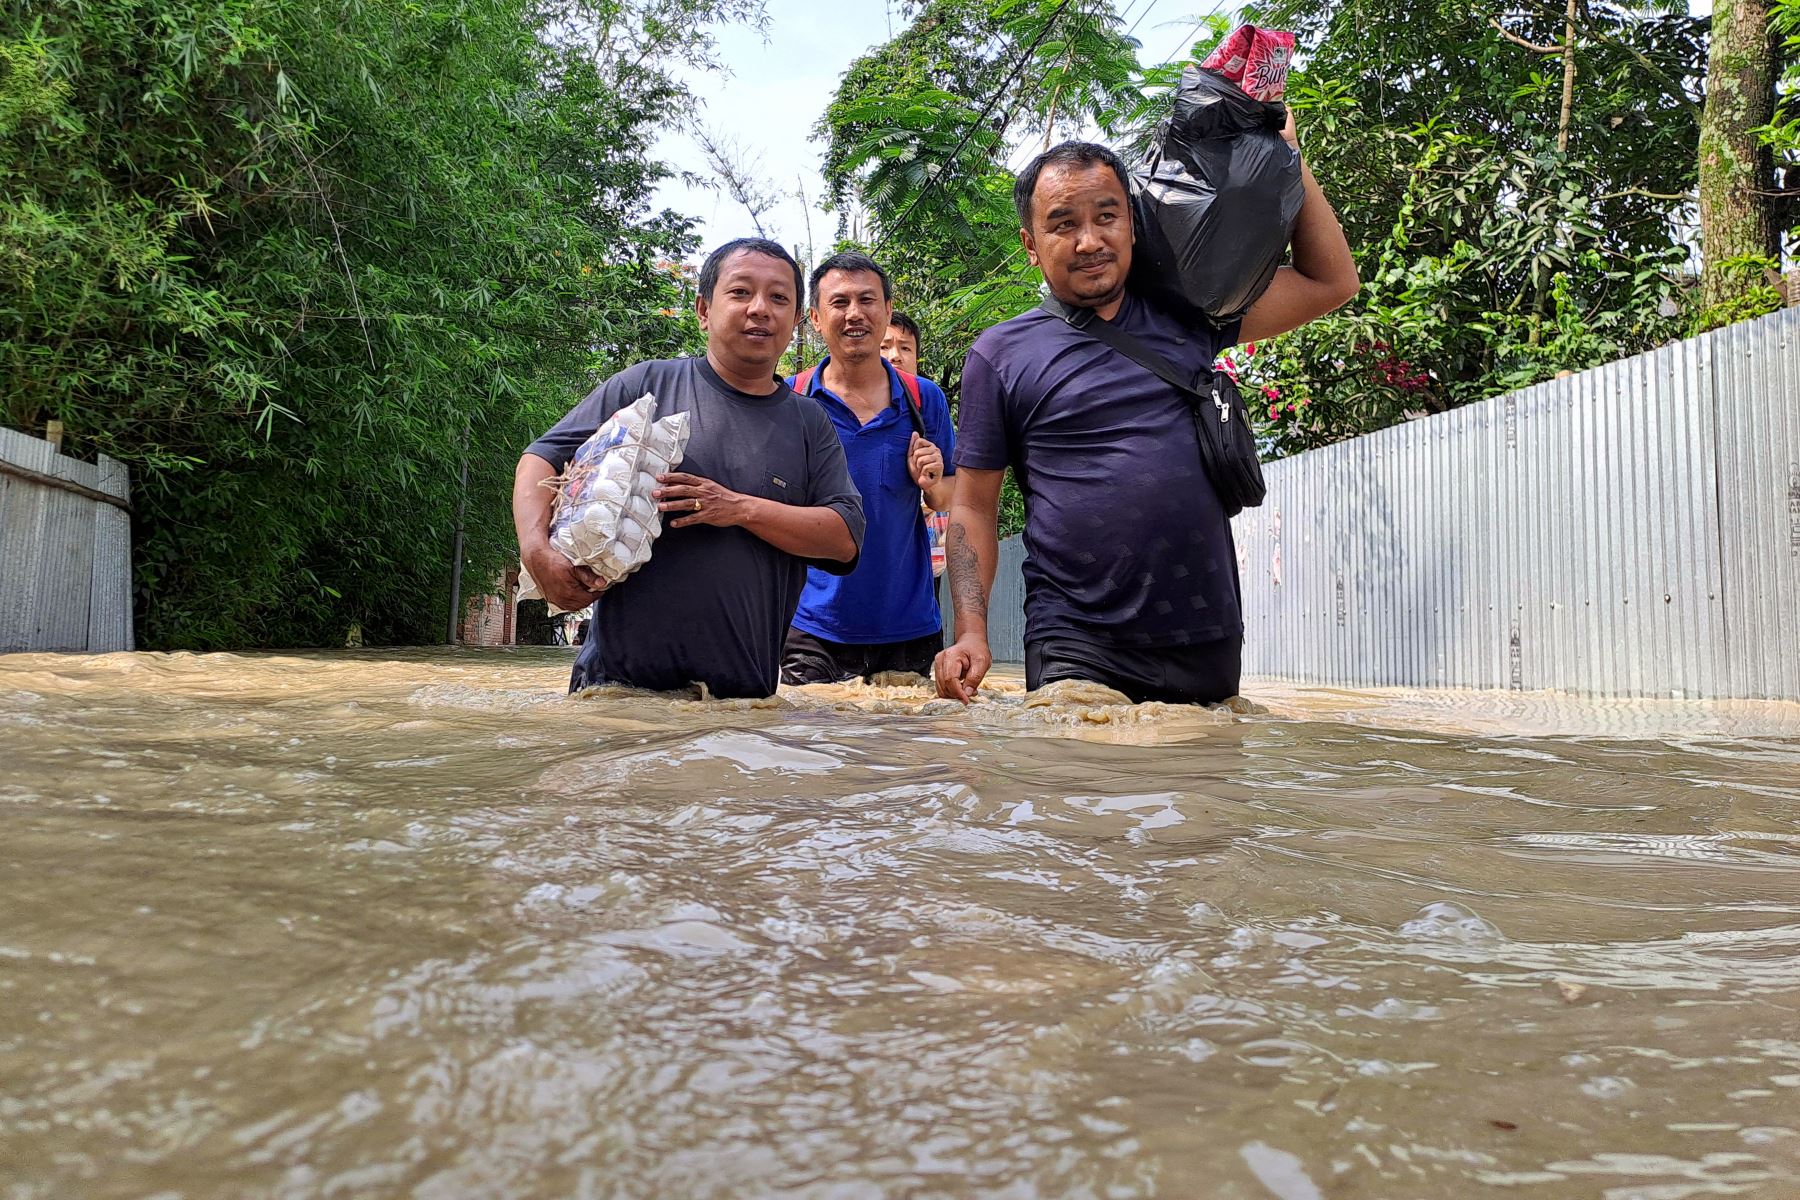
[819,0,1144,386]
[1697,0,1783,321]
[1,0,746,647]
[1238,0,1728,450]
[820,0,1711,477]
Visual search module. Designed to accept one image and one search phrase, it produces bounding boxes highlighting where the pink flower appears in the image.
[1261,385,1280,400]
[1245,342,1257,356]
[1267,404,1281,420]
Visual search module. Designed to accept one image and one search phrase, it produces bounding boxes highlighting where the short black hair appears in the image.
[887,311,921,349]
[698,238,804,303]
[1014,141,1133,229]
[808,251,893,309]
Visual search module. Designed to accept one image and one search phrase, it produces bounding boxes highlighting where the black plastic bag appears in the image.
[1127,66,1304,328]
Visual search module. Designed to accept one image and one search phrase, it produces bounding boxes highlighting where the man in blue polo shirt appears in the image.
[781,252,956,684]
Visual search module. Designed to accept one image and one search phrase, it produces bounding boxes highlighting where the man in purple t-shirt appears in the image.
[935,122,1358,704]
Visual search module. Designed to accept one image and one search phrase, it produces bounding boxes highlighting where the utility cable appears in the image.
[900,0,1239,337]
[875,0,1081,250]
[1123,0,1164,39]
[940,0,1231,289]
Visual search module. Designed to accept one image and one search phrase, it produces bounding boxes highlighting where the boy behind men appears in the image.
[882,311,951,580]
[782,254,957,684]
[880,311,922,375]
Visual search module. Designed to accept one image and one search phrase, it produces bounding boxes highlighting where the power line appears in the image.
[1124,0,1165,39]
[896,0,1237,330]
[875,0,1081,251]
[1113,0,1152,30]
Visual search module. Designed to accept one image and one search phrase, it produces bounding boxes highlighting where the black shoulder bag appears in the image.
[1040,295,1266,517]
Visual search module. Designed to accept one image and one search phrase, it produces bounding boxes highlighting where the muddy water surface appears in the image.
[3,647,1799,1199]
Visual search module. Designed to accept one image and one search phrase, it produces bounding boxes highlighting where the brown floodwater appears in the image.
[3,647,1799,1199]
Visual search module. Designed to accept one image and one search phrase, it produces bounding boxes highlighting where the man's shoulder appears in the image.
[602,355,700,396]
[631,355,704,381]
[1124,296,1240,356]
[778,383,835,431]
[969,306,1058,363]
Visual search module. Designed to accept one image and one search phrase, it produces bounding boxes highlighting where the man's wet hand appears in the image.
[933,636,992,703]
[522,541,607,613]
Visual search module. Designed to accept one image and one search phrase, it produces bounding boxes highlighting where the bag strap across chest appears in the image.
[1038,293,1266,517]
[1038,294,1214,401]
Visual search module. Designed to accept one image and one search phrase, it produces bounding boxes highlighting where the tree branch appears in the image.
[1489,17,1560,53]
[1520,0,1702,121]
[1594,187,1692,201]
[691,123,778,238]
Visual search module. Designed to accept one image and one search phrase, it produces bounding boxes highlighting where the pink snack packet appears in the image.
[1201,24,1296,102]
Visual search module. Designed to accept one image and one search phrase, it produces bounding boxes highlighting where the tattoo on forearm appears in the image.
[947,521,988,618]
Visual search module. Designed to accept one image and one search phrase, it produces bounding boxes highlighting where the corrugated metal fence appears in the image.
[964,306,1800,700]
[940,536,1031,665]
[1,427,133,653]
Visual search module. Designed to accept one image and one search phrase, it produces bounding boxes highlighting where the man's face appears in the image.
[880,326,918,375]
[809,269,893,365]
[1020,162,1133,309]
[696,250,800,375]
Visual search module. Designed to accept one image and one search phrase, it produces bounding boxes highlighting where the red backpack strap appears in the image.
[896,369,922,411]
[894,369,927,436]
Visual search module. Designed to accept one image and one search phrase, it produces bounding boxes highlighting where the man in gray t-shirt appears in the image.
[513,239,865,699]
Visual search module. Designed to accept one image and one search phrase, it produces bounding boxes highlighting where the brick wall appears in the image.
[458,570,518,646]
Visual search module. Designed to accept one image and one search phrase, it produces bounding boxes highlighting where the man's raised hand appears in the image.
[908,433,943,490]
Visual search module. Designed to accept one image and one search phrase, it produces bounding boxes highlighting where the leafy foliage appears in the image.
[819,0,1719,484]
[1,0,736,647]
[1241,112,1690,455]
[818,0,1143,387]
[1197,0,1708,454]
[1763,0,1800,243]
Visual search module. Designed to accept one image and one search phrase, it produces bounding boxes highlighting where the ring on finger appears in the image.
[693,498,702,512]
